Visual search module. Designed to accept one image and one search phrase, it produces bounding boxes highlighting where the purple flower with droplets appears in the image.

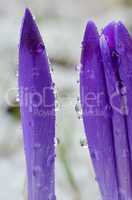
[19,8,56,200]
[80,21,132,200]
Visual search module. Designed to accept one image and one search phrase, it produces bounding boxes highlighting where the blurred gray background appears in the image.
[0,0,132,200]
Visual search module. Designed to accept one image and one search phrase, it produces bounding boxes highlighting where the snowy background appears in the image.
[0,0,132,200]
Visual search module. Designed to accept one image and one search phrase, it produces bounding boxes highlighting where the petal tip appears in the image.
[83,20,98,43]
[22,8,34,29]
[115,21,132,53]
[102,21,117,48]
[20,8,43,51]
[116,21,129,34]
[24,8,32,18]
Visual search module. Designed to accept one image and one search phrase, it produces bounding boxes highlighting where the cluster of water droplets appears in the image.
[31,137,59,198]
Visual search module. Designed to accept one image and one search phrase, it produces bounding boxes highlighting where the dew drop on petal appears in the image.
[91,151,97,160]
[51,67,54,72]
[75,100,82,119]
[40,186,48,193]
[32,166,41,177]
[16,94,20,103]
[33,143,41,150]
[36,183,42,190]
[47,154,56,167]
[48,193,56,200]
[75,64,81,72]
[80,138,88,148]
[16,70,19,78]
[32,68,39,78]
[54,137,60,147]
[36,43,45,53]
[51,82,55,88]
[120,86,127,95]
[55,101,60,112]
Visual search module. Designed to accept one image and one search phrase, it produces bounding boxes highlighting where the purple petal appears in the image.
[115,22,132,197]
[19,8,55,200]
[80,21,119,200]
[101,22,132,199]
[102,22,116,49]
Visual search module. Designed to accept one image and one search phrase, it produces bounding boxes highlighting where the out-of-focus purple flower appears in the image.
[80,21,132,200]
[19,9,56,200]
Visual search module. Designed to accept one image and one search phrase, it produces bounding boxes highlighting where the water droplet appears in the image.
[55,101,60,112]
[91,151,99,161]
[122,149,129,158]
[33,16,36,21]
[115,130,120,136]
[78,115,83,120]
[117,41,125,54]
[32,68,39,77]
[80,138,88,148]
[75,101,82,119]
[76,80,80,84]
[28,121,33,126]
[48,194,56,200]
[119,189,126,200]
[47,154,56,167]
[16,71,19,78]
[54,137,60,147]
[51,67,54,72]
[36,43,45,53]
[115,81,123,93]
[120,86,127,95]
[40,186,48,193]
[108,147,113,154]
[16,94,20,102]
[95,176,98,182]
[51,82,55,88]
[75,64,81,72]
[34,143,41,150]
[112,50,121,64]
[36,183,42,190]
[32,166,41,177]
[91,152,96,159]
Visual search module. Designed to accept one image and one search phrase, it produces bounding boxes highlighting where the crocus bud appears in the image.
[80,21,132,200]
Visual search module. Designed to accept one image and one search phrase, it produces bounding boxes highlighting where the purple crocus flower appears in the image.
[18,9,56,200]
[80,21,132,200]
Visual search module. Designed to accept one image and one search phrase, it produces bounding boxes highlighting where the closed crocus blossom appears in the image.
[19,9,56,200]
[80,21,119,200]
[80,21,132,200]
[101,22,132,199]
